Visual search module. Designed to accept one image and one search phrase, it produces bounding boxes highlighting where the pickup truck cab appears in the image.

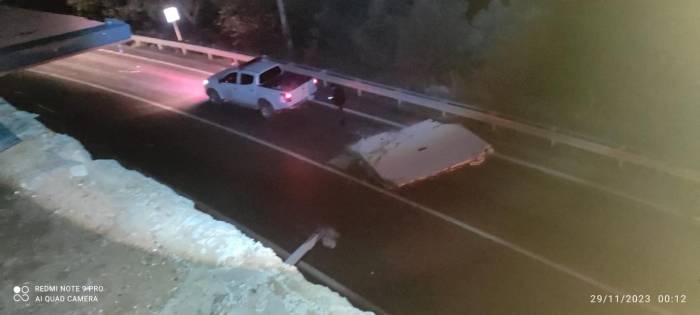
[204,57,318,118]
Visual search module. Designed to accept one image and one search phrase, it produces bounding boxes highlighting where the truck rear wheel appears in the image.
[259,100,274,119]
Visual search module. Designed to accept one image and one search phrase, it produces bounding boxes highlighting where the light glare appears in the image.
[163,7,180,23]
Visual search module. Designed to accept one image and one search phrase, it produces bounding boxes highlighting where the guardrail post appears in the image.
[181,48,187,55]
[320,70,329,87]
[356,89,363,97]
[157,44,163,50]
[206,53,213,60]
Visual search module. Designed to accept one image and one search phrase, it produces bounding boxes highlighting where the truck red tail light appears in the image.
[312,78,318,85]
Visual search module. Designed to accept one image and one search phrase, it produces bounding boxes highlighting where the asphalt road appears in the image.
[1,46,698,315]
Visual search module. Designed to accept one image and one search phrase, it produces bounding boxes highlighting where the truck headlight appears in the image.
[203,79,209,86]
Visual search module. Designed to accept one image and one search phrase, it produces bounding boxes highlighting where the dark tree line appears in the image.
[1,0,536,111]
[53,0,282,52]
[44,0,532,94]
[301,0,532,91]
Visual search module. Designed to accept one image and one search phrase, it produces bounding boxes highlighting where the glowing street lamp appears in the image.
[163,6,183,41]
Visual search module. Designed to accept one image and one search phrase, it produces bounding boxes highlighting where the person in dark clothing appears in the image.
[328,84,347,125]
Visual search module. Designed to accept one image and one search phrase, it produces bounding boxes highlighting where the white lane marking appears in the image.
[312,100,406,129]
[100,50,684,216]
[105,48,405,131]
[97,48,216,76]
[36,104,56,114]
[495,154,686,219]
[308,98,686,220]
[26,68,387,315]
[29,69,662,314]
[46,50,685,313]
[65,48,694,256]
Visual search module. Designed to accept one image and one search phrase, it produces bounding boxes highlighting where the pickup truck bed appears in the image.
[261,72,312,91]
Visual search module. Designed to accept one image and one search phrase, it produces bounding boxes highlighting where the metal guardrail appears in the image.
[130,35,700,184]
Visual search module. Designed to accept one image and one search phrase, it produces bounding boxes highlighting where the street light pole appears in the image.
[285,227,338,266]
[275,0,294,50]
[171,21,183,41]
[163,7,183,42]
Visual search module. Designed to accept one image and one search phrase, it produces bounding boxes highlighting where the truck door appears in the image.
[219,72,239,102]
[237,73,257,108]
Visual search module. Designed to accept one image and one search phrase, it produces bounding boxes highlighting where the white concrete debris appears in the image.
[350,119,493,187]
[0,98,371,315]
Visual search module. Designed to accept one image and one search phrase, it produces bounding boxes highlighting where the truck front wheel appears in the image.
[259,100,274,119]
[207,89,223,105]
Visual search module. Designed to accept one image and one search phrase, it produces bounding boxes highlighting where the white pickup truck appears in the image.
[203,57,318,118]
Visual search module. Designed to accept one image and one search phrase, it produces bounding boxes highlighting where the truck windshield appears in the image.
[259,66,282,85]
